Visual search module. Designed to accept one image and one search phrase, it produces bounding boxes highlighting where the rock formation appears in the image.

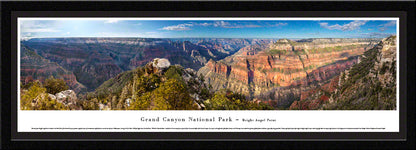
[20,45,87,93]
[55,90,78,106]
[30,89,81,110]
[21,38,272,92]
[198,38,381,108]
[320,36,397,110]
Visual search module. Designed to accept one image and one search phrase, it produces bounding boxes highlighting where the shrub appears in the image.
[44,76,69,94]
[20,81,69,110]
[21,81,45,110]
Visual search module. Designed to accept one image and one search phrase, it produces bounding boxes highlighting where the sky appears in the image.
[19,19,397,39]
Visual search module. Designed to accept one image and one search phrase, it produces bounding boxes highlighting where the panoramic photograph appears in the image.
[19,19,397,110]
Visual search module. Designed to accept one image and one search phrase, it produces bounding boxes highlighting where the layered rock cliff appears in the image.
[20,45,87,93]
[198,38,381,108]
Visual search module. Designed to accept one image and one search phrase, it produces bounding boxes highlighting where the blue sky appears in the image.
[20,19,397,39]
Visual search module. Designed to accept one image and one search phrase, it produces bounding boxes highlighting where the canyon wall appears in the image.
[21,38,268,91]
[198,38,381,108]
[20,46,87,93]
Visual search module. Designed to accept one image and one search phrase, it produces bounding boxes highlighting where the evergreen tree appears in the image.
[153,78,197,110]
[44,76,69,94]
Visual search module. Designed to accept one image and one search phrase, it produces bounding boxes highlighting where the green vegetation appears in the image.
[268,49,287,59]
[87,63,275,110]
[20,80,69,110]
[294,49,307,55]
[346,45,378,84]
[79,98,99,110]
[80,64,211,110]
[152,78,198,110]
[203,90,273,110]
[93,69,135,99]
[308,44,364,54]
[44,76,69,94]
[268,49,287,55]
[323,39,396,110]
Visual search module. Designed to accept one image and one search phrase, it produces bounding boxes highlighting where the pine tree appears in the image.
[44,76,69,94]
[152,78,197,110]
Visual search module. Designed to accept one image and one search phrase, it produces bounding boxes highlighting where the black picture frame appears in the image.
[2,1,415,150]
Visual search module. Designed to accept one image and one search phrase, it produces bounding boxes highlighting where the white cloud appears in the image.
[24,28,61,32]
[20,20,61,33]
[22,32,33,38]
[378,21,396,31]
[161,23,193,31]
[212,21,263,28]
[241,24,262,28]
[213,21,231,27]
[269,22,288,27]
[199,22,212,26]
[319,20,368,31]
[161,21,283,31]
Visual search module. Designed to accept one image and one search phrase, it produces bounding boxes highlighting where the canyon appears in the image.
[20,45,87,93]
[21,36,397,110]
[21,38,274,91]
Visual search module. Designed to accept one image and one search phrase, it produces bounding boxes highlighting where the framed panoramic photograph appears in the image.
[1,1,414,150]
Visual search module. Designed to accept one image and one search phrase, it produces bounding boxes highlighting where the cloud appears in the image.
[269,22,288,27]
[213,21,231,27]
[161,21,284,31]
[104,19,120,24]
[212,21,263,28]
[378,21,396,31]
[23,28,61,32]
[21,32,34,40]
[199,22,212,26]
[319,20,368,31]
[161,23,193,31]
[242,24,262,28]
[20,20,61,33]
[22,32,33,38]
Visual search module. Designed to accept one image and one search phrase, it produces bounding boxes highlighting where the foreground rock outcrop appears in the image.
[91,58,210,110]
[29,89,82,110]
[55,90,78,106]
